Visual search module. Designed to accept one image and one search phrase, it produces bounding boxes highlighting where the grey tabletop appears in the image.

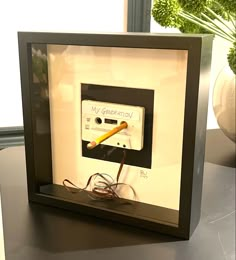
[0,145,235,260]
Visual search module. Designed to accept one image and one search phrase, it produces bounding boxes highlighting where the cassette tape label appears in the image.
[83,102,140,121]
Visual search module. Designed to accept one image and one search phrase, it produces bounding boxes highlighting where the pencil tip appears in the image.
[87,141,97,150]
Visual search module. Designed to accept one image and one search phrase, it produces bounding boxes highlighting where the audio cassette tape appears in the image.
[81,100,145,150]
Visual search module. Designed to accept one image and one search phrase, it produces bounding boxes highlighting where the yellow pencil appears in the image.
[87,121,128,150]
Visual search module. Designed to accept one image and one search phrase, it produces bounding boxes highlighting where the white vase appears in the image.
[213,65,236,142]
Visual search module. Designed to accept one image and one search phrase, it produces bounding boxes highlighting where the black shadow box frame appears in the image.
[18,32,213,239]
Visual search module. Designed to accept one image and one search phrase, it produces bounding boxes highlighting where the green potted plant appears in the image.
[152,0,236,142]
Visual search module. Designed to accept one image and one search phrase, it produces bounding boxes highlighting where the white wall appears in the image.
[0,195,5,260]
[0,0,126,127]
[151,16,231,130]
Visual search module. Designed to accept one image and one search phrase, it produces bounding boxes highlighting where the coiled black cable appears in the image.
[63,150,136,200]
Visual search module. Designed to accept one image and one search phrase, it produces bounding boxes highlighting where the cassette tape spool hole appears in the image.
[95,117,102,124]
